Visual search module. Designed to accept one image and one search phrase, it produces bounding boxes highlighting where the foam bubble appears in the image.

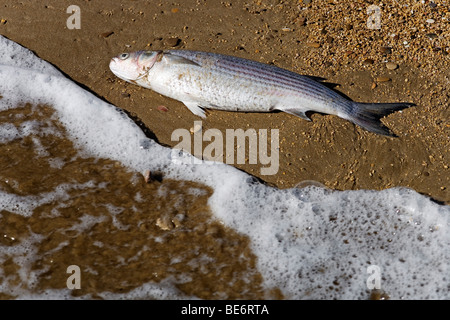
[0,123,20,143]
[0,37,61,76]
[214,185,449,299]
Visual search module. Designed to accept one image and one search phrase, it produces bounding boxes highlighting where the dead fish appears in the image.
[109,50,414,136]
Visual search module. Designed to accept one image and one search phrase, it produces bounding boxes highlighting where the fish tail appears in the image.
[347,101,415,136]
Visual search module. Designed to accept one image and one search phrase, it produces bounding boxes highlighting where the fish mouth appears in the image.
[109,58,136,82]
[109,58,125,79]
[109,57,150,82]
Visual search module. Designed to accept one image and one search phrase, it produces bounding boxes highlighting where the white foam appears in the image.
[0,37,61,76]
[0,35,449,299]
[215,185,450,299]
[15,279,194,300]
[0,181,97,217]
[0,123,20,143]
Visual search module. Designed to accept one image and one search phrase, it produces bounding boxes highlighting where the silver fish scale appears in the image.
[197,66,275,111]
[167,50,350,112]
[148,53,281,112]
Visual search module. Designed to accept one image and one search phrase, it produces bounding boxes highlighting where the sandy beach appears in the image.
[0,0,448,203]
[0,0,449,300]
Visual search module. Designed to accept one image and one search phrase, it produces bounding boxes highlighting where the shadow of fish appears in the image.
[109,50,414,136]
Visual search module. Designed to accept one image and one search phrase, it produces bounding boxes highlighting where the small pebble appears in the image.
[307,42,321,48]
[164,37,181,47]
[143,170,163,183]
[157,105,168,112]
[156,217,174,231]
[143,170,151,183]
[371,82,377,90]
[281,27,292,32]
[380,46,392,54]
[363,58,374,65]
[344,50,354,57]
[376,77,391,82]
[100,31,114,38]
[426,19,435,24]
[386,62,398,70]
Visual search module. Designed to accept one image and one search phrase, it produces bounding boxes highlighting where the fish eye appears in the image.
[119,53,129,60]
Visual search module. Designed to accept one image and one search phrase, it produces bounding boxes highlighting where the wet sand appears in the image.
[0,0,448,203]
[0,0,449,300]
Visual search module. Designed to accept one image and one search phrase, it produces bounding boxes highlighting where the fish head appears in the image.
[109,51,160,84]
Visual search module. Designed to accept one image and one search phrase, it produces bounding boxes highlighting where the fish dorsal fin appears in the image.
[162,53,200,67]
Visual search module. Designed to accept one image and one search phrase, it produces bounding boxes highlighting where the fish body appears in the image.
[109,50,414,136]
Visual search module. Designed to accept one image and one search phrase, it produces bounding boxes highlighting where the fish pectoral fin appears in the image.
[183,101,206,118]
[277,107,311,121]
[162,53,200,67]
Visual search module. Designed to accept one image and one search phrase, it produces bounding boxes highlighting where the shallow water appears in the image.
[0,36,449,300]
[0,104,277,299]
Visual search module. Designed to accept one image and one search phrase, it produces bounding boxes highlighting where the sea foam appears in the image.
[0,36,448,299]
